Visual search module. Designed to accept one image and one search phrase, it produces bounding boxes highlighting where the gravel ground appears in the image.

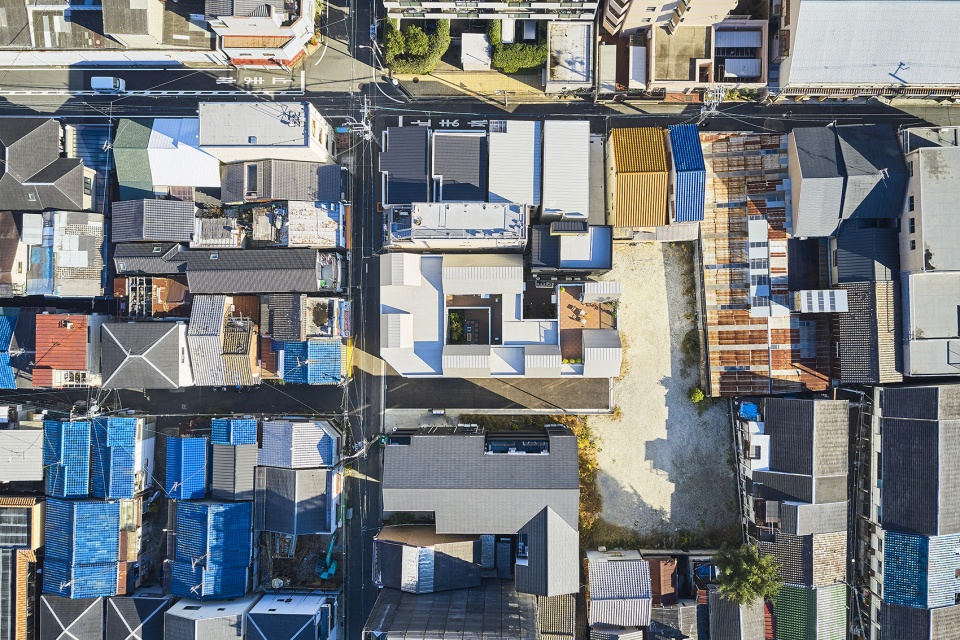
[591,242,738,540]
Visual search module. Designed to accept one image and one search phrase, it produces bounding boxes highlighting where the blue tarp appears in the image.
[739,402,760,421]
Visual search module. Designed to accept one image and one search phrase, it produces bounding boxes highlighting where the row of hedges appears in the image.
[486,20,547,74]
[384,19,451,74]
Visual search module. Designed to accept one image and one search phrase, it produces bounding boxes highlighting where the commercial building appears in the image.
[603,0,736,37]
[206,0,317,67]
[379,253,622,378]
[898,128,960,377]
[199,103,336,164]
[774,0,960,99]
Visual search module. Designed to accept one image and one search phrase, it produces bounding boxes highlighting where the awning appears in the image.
[723,58,762,79]
[715,30,762,48]
[629,46,647,89]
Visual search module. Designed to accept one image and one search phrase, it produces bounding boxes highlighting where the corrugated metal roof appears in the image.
[279,338,344,385]
[542,121,590,219]
[34,314,88,374]
[714,30,762,48]
[441,254,524,295]
[488,120,541,206]
[588,559,652,626]
[722,58,762,79]
[610,128,668,228]
[111,200,195,243]
[668,124,705,173]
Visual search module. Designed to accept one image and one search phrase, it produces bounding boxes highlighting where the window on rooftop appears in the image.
[245,163,259,196]
[248,135,258,144]
[910,240,916,251]
[26,193,36,201]
[908,195,914,211]
[645,5,656,9]
[183,606,201,611]
[908,160,913,177]
[210,252,219,260]
[152,246,162,253]
[909,218,915,234]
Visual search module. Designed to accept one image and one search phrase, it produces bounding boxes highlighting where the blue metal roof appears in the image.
[0,311,16,351]
[0,354,14,389]
[669,124,705,172]
[669,125,706,223]
[280,338,344,386]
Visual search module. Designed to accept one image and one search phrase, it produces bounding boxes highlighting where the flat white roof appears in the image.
[199,102,311,147]
[461,33,492,71]
[249,593,331,616]
[916,146,960,271]
[148,118,222,189]
[542,121,590,219]
[167,594,261,619]
[548,21,592,84]
[396,202,525,240]
[905,272,960,340]
[787,0,960,87]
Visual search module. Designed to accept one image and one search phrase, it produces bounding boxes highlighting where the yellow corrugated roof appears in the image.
[612,128,668,173]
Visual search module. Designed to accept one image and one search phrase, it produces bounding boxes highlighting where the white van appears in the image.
[91,76,126,94]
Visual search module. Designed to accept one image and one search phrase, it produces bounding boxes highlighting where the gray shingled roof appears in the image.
[882,385,960,421]
[0,0,30,47]
[433,133,487,202]
[763,399,848,478]
[261,294,305,341]
[362,580,538,640]
[0,119,86,212]
[111,200,195,243]
[41,596,104,640]
[102,0,159,36]
[247,614,315,640]
[106,596,171,640]
[587,559,652,627]
[836,124,907,222]
[380,127,430,206]
[221,160,341,204]
[792,127,844,179]
[382,428,579,535]
[530,225,560,270]
[881,415,960,536]
[101,322,185,389]
[204,0,284,18]
[184,249,323,294]
[113,243,188,275]
[254,466,330,535]
[790,127,845,238]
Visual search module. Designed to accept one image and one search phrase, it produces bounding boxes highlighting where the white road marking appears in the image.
[0,89,304,96]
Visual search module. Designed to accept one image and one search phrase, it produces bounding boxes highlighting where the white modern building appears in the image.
[379,253,622,378]
[247,593,339,640]
[385,202,528,251]
[603,0,737,37]
[165,594,261,640]
[541,121,590,222]
[199,102,337,164]
[207,0,318,68]
[774,0,960,98]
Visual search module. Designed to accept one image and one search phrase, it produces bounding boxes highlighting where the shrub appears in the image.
[714,544,782,604]
[385,19,451,75]
[404,25,429,56]
[487,18,547,73]
[689,387,705,403]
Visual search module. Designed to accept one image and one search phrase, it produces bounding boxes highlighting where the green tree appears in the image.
[384,21,406,61]
[713,544,782,605]
[404,25,430,56]
[689,387,705,403]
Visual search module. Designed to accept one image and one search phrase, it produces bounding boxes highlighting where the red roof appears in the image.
[34,314,89,383]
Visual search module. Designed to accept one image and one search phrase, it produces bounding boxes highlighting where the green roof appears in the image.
[113,119,154,200]
[774,584,846,640]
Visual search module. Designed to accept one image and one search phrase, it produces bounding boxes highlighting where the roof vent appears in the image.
[248,136,257,144]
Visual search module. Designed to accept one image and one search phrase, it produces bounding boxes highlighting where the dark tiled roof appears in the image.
[184,249,324,294]
[792,127,844,179]
[834,281,902,384]
[41,596,104,640]
[763,398,849,478]
[380,127,430,206]
[530,225,560,269]
[112,200,195,243]
[0,0,30,46]
[221,160,342,204]
[113,243,187,275]
[0,119,86,211]
[247,614,315,640]
[102,0,154,36]
[515,507,579,597]
[537,595,576,640]
[101,322,184,389]
[434,133,487,202]
[362,580,538,640]
[382,428,579,534]
[106,596,171,640]
[253,467,329,535]
[836,124,907,221]
[882,385,960,420]
[261,293,304,341]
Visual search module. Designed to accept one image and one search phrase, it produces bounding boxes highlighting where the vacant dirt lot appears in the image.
[590,242,738,546]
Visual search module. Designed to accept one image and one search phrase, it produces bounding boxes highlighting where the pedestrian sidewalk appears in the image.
[395,68,565,104]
